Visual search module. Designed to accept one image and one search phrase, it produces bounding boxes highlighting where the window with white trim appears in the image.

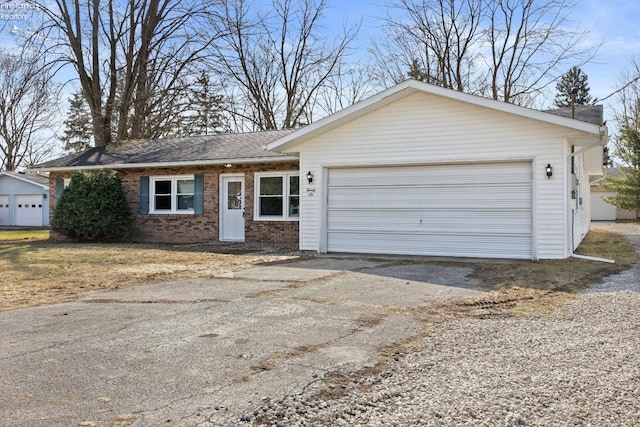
[254,172,299,220]
[150,176,195,213]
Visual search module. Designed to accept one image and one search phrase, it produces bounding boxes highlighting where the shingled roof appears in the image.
[544,105,604,125]
[0,171,49,187]
[31,130,298,171]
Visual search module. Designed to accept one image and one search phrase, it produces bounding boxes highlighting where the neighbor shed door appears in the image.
[326,162,533,259]
[0,195,9,225]
[14,194,43,226]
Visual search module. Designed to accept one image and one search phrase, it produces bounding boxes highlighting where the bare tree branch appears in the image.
[0,44,60,171]
[210,0,358,131]
[375,0,600,105]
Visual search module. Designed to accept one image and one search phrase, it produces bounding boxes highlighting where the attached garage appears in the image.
[267,80,607,260]
[326,162,533,259]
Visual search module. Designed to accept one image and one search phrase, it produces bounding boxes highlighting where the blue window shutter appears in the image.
[55,178,64,201]
[140,176,149,214]
[194,174,204,215]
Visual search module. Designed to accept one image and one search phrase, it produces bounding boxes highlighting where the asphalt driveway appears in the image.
[0,256,483,426]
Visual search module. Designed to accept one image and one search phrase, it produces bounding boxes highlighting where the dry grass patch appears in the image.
[471,229,638,293]
[0,231,297,311]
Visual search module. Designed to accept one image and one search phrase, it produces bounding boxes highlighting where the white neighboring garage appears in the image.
[267,80,607,260]
[0,172,50,227]
[590,168,637,221]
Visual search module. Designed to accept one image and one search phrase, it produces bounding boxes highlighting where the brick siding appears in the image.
[49,162,299,244]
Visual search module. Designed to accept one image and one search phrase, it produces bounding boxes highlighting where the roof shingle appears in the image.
[32,130,297,170]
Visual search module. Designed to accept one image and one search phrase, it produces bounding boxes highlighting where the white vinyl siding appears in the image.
[571,152,590,250]
[326,162,532,259]
[287,91,598,259]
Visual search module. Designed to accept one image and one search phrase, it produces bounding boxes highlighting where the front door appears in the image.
[220,175,245,241]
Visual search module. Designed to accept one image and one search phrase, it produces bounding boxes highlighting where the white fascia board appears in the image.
[27,156,300,173]
[267,79,604,152]
[0,172,49,190]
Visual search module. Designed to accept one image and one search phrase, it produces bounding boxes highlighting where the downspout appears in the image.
[571,253,615,263]
[589,167,609,186]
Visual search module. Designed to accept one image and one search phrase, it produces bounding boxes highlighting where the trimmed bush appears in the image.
[52,170,131,242]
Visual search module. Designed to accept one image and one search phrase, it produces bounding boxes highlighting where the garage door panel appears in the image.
[327,232,532,259]
[328,210,532,234]
[328,185,531,210]
[329,163,531,187]
[326,162,533,259]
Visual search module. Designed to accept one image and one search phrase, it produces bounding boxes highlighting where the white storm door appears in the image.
[220,175,245,241]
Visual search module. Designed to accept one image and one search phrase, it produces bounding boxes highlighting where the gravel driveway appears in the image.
[235,222,640,427]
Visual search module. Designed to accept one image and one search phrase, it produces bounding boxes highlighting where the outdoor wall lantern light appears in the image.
[306,171,314,184]
[224,163,232,168]
[545,163,553,179]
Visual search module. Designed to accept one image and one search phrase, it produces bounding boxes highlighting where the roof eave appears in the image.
[0,172,49,190]
[28,155,300,173]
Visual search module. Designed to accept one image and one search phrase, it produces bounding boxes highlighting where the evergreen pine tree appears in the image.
[184,71,224,135]
[554,66,593,108]
[407,58,429,82]
[60,91,93,152]
[601,98,640,211]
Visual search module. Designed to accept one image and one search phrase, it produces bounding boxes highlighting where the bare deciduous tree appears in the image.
[32,0,221,146]
[0,47,59,171]
[308,63,377,120]
[375,0,598,105]
[481,0,597,104]
[211,0,358,131]
[376,0,482,91]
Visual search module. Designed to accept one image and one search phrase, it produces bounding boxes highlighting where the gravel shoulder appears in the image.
[231,223,640,427]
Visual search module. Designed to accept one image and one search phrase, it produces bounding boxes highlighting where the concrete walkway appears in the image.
[0,257,483,426]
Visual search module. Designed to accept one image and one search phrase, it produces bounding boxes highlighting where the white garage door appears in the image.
[0,195,8,225]
[15,194,43,226]
[591,191,617,221]
[327,162,533,259]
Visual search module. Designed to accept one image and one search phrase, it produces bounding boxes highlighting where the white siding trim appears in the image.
[531,158,538,261]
